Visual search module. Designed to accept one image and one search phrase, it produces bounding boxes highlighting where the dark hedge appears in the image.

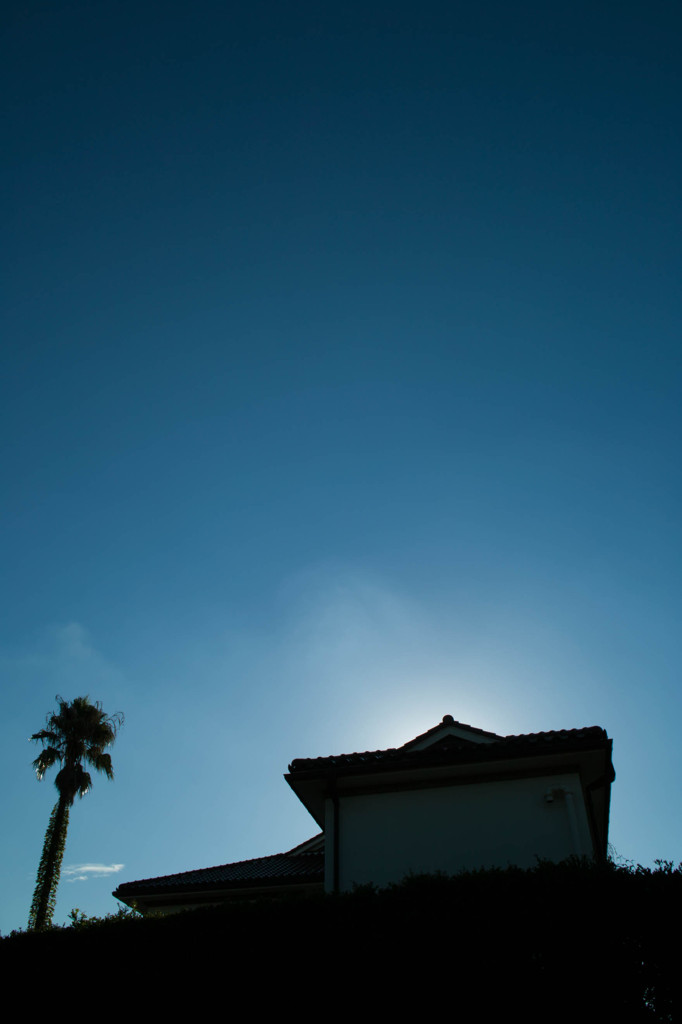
[3,858,679,1019]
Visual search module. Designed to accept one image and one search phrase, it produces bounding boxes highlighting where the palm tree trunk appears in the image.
[28,797,70,930]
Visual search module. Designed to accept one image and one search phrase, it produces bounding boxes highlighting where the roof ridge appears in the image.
[399,715,502,749]
[289,715,505,770]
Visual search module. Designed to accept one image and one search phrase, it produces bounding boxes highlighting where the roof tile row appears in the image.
[115,848,324,896]
[288,726,610,773]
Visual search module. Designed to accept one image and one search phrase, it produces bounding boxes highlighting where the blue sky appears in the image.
[2,0,680,932]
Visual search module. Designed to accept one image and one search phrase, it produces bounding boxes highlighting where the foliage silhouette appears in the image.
[4,859,680,1020]
[28,696,123,930]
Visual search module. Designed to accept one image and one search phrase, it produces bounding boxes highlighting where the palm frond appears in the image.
[31,696,122,797]
[55,763,93,804]
[87,749,114,778]
[76,769,92,799]
[31,729,62,745]
[32,748,61,780]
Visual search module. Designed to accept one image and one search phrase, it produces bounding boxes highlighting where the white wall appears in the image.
[332,772,592,891]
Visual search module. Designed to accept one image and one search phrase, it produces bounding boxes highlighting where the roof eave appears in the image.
[286,737,614,826]
[114,874,325,911]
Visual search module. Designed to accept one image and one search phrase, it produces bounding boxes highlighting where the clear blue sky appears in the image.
[2,0,680,933]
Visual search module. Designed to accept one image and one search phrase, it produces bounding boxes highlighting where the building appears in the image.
[114,715,614,913]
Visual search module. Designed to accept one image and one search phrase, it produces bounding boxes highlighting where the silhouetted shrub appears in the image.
[3,859,679,1019]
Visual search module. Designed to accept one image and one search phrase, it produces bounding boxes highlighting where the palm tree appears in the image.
[28,695,124,930]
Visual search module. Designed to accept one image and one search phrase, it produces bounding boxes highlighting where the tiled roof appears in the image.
[114,838,324,898]
[288,724,612,774]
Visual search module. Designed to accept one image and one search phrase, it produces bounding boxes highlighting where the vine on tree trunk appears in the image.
[28,799,69,930]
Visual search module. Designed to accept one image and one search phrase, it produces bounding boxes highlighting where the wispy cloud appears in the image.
[2,621,127,707]
[270,566,470,746]
[63,863,124,882]
[270,564,527,747]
